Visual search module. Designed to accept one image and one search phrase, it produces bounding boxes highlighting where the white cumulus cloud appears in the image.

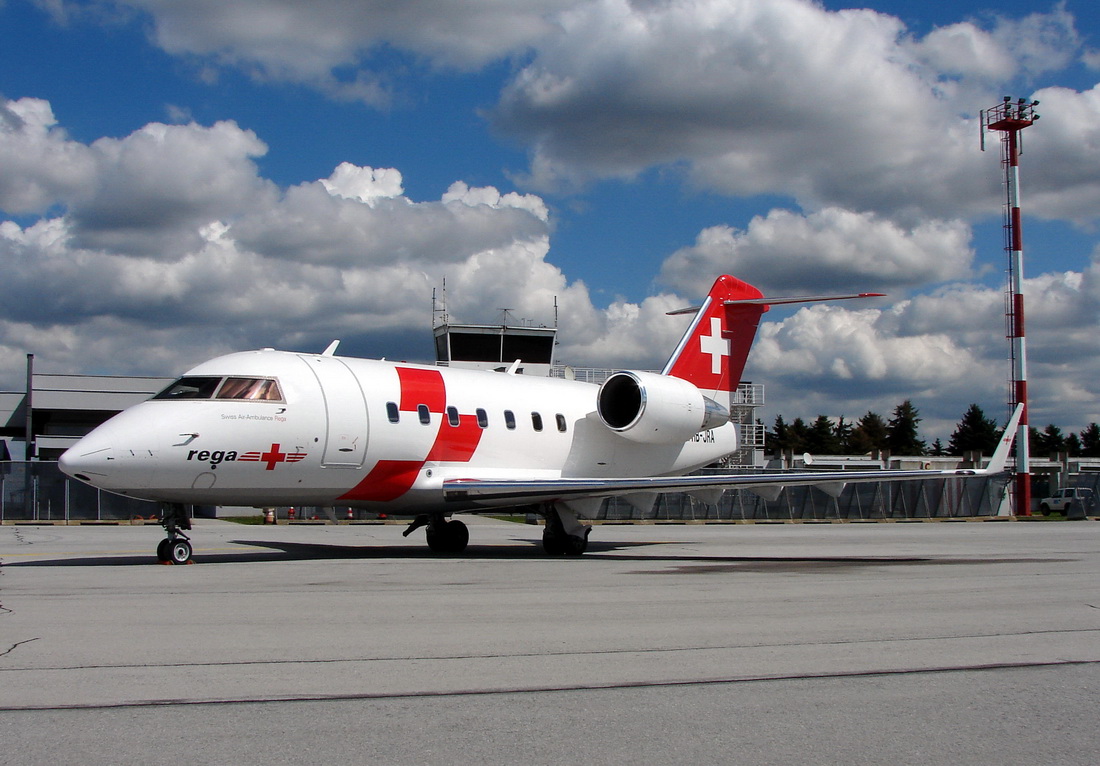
[659,208,975,297]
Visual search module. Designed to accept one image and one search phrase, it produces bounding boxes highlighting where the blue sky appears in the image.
[2,0,1099,441]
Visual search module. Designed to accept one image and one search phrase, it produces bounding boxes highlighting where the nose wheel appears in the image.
[156,503,194,564]
[156,536,193,565]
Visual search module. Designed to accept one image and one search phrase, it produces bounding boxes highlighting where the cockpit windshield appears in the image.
[153,376,223,400]
[216,377,283,401]
[153,376,283,402]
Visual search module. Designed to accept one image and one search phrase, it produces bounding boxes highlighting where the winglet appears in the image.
[322,340,341,357]
[983,403,1025,473]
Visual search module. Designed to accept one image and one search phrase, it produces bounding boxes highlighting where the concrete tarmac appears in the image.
[1,518,1098,765]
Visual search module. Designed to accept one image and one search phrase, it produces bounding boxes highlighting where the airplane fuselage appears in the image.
[62,349,739,513]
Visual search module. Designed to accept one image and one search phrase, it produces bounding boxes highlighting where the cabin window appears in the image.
[531,412,543,432]
[153,376,222,400]
[556,414,568,433]
[216,377,283,401]
[476,408,488,428]
[418,404,431,425]
[447,406,460,427]
[386,402,400,423]
[504,410,516,430]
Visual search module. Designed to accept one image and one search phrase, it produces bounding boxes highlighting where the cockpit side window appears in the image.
[153,376,223,400]
[216,377,283,401]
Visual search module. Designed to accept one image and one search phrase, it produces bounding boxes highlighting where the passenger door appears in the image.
[299,356,369,468]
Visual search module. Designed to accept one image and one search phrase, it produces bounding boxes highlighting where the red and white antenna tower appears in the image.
[981,96,1039,516]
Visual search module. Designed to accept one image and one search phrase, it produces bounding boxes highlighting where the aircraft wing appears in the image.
[444,404,1023,508]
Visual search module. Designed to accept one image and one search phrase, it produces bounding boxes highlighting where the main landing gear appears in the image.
[541,505,590,556]
[403,514,470,554]
[156,503,193,565]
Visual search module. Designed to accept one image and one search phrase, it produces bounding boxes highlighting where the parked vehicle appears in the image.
[1038,487,1094,516]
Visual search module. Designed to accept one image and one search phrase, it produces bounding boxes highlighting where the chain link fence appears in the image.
[2,462,182,521]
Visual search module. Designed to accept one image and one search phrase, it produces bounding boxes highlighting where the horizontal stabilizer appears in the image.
[724,293,885,306]
[667,292,885,315]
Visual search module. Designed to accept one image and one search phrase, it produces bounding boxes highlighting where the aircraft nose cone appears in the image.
[59,438,114,484]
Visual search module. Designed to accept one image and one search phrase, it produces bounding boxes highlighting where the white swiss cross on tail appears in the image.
[699,317,730,375]
[663,275,769,407]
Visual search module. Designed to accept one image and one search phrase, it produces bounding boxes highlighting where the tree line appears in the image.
[765,400,1100,458]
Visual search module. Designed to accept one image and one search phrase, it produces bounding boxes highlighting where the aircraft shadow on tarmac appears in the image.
[0,538,651,567]
[2,535,1053,570]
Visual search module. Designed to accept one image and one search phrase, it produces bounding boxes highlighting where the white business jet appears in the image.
[59,275,1022,563]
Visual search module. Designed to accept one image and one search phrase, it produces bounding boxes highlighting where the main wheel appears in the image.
[156,538,171,562]
[543,528,589,556]
[426,520,469,554]
[542,530,565,556]
[168,539,193,565]
[444,519,469,553]
[564,527,590,556]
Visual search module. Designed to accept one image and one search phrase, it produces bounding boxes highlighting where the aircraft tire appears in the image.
[156,539,171,562]
[543,530,588,556]
[168,539,193,565]
[446,520,469,553]
[542,531,565,556]
[563,533,588,556]
[426,520,469,554]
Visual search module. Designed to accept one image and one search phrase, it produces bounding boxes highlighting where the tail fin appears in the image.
[662,275,768,404]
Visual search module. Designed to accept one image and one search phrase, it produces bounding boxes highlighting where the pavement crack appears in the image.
[0,637,40,658]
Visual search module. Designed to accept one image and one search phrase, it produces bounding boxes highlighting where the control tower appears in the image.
[433,321,557,376]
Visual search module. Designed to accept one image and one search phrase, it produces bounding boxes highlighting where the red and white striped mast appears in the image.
[981,96,1039,516]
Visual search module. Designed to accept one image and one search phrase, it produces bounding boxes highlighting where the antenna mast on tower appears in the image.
[981,96,1040,516]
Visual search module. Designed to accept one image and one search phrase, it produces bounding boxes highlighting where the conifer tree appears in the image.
[1031,424,1067,458]
[848,411,888,454]
[1065,433,1082,457]
[788,417,810,453]
[768,415,808,454]
[807,415,842,454]
[766,415,790,455]
[948,404,1000,455]
[834,416,854,453]
[1079,423,1100,457]
[886,400,926,456]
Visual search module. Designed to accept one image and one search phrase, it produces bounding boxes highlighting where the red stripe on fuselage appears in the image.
[339,366,482,503]
[340,459,423,502]
[426,413,483,462]
[397,367,446,412]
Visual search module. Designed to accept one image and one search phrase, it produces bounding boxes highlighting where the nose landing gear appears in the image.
[156,503,194,564]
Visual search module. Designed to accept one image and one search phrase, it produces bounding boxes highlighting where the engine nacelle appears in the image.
[596,371,729,444]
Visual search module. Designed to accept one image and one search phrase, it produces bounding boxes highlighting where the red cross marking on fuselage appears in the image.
[259,443,288,470]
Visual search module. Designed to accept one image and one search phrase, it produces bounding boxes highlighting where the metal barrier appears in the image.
[599,473,1012,521]
[2,461,164,521]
